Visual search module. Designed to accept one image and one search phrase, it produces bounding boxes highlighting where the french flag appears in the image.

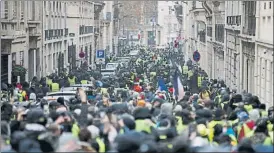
[173,68,185,101]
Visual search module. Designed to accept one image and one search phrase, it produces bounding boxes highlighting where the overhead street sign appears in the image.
[193,50,201,62]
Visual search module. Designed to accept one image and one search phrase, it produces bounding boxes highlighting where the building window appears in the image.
[4,1,8,19]
[199,30,206,43]
[14,1,18,19]
[20,51,24,66]
[53,1,55,12]
[207,26,212,37]
[2,23,7,30]
[12,53,16,64]
[264,2,266,9]
[236,16,241,26]
[215,24,224,43]
[269,2,272,9]
[243,1,256,36]
[20,1,24,20]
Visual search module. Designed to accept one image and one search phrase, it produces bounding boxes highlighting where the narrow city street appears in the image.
[0,1,273,152]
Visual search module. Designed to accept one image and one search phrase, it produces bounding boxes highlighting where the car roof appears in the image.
[71,84,93,87]
[106,62,119,65]
[47,91,76,95]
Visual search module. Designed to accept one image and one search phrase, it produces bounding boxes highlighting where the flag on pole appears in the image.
[173,68,185,101]
[157,77,168,92]
[176,63,182,74]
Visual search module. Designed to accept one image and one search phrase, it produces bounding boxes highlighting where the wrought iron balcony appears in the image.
[29,28,41,37]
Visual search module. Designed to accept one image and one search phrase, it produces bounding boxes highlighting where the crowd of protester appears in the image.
[1,46,273,152]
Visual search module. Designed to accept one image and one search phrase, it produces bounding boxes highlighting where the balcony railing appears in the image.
[227,15,241,26]
[45,29,64,40]
[29,28,41,37]
[79,25,93,35]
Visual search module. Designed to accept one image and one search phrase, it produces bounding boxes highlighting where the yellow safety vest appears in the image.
[260,110,268,117]
[47,78,53,86]
[158,134,173,149]
[72,123,80,137]
[244,104,253,113]
[101,88,108,95]
[18,91,23,102]
[229,134,238,146]
[247,130,273,145]
[51,83,60,92]
[175,116,187,134]
[237,123,253,140]
[267,123,273,132]
[269,131,273,143]
[214,95,222,104]
[68,77,76,86]
[96,137,106,153]
[187,70,193,80]
[263,137,273,145]
[183,66,188,74]
[229,118,239,126]
[197,76,202,87]
[221,101,229,110]
[81,80,88,84]
[135,120,154,134]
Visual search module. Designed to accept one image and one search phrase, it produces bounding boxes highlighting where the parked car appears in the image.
[43,91,77,101]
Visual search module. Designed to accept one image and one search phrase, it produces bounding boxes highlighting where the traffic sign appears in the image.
[193,50,201,62]
[96,50,105,64]
[96,50,105,59]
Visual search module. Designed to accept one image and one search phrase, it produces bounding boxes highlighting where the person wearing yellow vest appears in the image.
[94,137,106,152]
[187,70,193,80]
[68,75,76,86]
[236,111,256,142]
[17,90,23,102]
[81,80,88,84]
[134,107,155,134]
[46,77,53,87]
[247,118,273,145]
[51,81,60,92]
[197,76,202,88]
[243,102,253,113]
[207,109,225,142]
[199,88,211,100]
[259,104,268,117]
[197,124,210,143]
[183,65,188,75]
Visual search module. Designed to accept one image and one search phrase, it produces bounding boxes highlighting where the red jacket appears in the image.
[168,87,174,93]
[16,83,22,90]
[134,85,143,93]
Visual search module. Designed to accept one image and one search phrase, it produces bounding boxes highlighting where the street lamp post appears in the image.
[113,2,123,56]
